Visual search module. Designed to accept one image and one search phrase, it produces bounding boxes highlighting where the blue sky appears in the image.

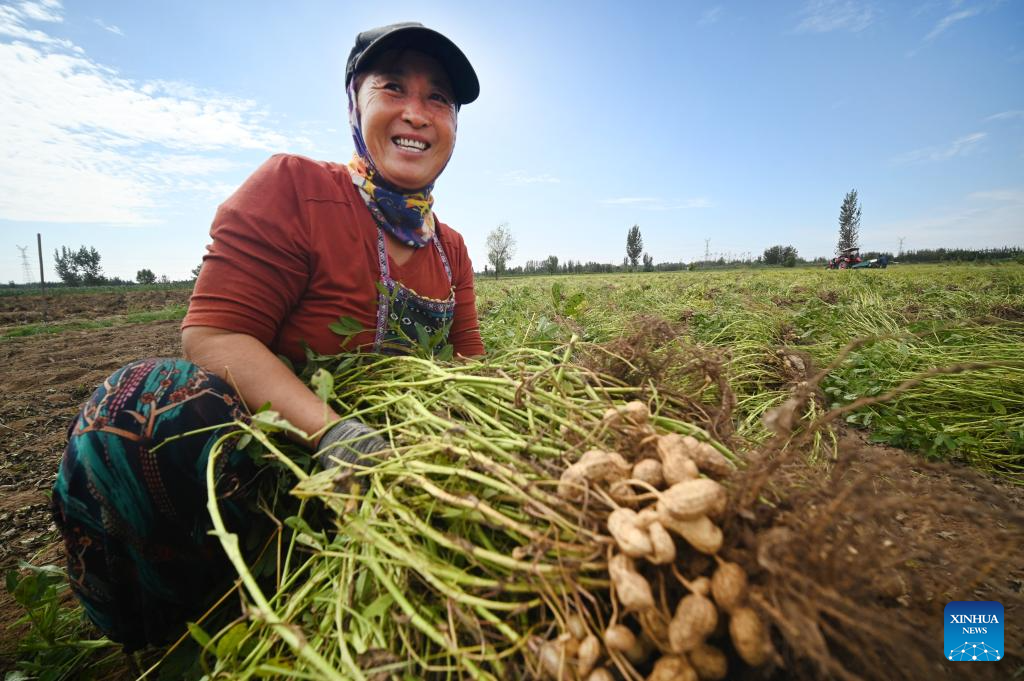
[1,0,1022,283]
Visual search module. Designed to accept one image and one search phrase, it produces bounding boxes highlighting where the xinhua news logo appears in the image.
[944,601,1003,662]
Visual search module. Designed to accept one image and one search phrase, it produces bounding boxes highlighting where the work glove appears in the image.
[315,418,389,472]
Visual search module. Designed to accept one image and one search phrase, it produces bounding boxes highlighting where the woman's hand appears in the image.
[182,326,340,449]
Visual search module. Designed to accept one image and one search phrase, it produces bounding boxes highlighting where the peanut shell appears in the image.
[729,607,773,667]
[710,561,748,612]
[669,593,718,653]
[608,508,654,558]
[660,479,727,519]
[689,643,728,680]
[690,441,734,479]
[632,458,665,488]
[587,668,614,681]
[647,654,698,681]
[603,624,637,652]
[657,506,723,555]
[647,521,677,565]
[577,635,601,678]
[609,553,655,612]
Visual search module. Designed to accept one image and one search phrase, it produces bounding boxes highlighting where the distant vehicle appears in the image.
[826,247,862,269]
[826,248,889,270]
[852,254,889,269]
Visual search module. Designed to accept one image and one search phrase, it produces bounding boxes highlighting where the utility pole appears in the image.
[898,237,905,256]
[704,238,710,264]
[17,245,32,284]
[37,233,47,322]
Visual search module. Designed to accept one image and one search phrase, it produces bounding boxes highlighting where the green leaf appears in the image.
[328,315,365,338]
[310,368,334,403]
[436,344,454,361]
[250,410,309,440]
[187,622,212,648]
[216,621,248,660]
[414,322,431,351]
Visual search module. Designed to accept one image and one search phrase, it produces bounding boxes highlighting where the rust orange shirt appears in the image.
[182,154,485,362]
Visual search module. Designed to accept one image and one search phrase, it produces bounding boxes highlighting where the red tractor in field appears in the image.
[827,247,861,269]
[826,248,889,269]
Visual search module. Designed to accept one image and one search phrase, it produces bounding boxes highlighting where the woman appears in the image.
[50,22,484,652]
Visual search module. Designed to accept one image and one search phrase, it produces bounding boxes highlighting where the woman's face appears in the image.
[356,50,457,191]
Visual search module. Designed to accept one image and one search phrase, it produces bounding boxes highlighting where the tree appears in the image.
[762,244,798,265]
[190,263,203,280]
[485,222,516,279]
[54,245,104,286]
[544,255,559,275]
[136,268,157,284]
[54,246,81,286]
[837,189,861,254]
[642,253,654,272]
[625,225,643,270]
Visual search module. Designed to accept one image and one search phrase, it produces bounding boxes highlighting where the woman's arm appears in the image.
[182,326,339,448]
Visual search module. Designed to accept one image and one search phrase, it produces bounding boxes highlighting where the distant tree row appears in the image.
[51,243,203,286]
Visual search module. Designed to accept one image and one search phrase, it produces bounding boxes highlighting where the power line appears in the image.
[16,245,32,284]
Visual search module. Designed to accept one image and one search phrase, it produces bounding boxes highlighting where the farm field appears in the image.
[0,264,1022,680]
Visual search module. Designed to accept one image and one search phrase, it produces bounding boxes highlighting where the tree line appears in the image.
[46,244,201,287]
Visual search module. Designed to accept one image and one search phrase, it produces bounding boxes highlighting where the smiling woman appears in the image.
[49,22,484,652]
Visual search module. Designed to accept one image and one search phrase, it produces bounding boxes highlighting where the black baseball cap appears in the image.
[345,22,479,105]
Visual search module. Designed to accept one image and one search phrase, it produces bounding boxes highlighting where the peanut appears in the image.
[608,508,654,558]
[710,561,748,612]
[729,607,773,667]
[647,654,698,681]
[689,643,728,680]
[669,593,718,653]
[660,479,727,519]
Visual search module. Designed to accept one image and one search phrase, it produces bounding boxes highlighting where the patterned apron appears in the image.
[372,226,456,355]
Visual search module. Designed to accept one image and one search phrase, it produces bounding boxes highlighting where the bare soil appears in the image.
[0,288,191,330]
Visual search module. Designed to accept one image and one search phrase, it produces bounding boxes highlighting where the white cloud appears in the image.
[698,6,724,27]
[92,18,123,36]
[0,2,77,50]
[868,194,1023,248]
[0,7,309,225]
[18,0,62,23]
[600,197,658,205]
[795,0,876,33]
[986,110,1024,121]
[968,188,1024,202]
[891,132,986,164]
[501,170,560,185]
[600,197,713,210]
[924,5,982,41]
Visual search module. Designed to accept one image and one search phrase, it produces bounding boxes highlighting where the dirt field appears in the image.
[0,287,191,329]
[0,319,181,663]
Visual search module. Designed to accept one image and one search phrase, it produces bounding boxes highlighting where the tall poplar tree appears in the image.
[625,225,643,270]
[837,189,862,254]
